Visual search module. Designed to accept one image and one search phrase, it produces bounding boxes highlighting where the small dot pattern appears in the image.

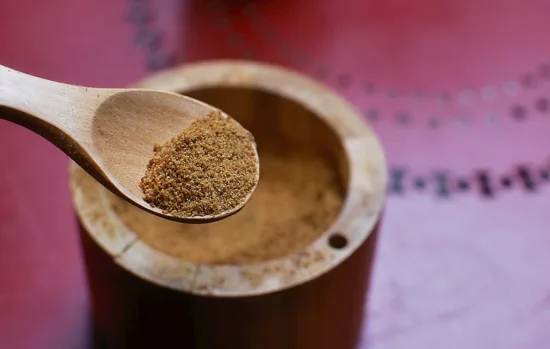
[130,0,550,199]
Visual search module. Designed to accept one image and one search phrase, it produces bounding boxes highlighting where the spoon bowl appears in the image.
[0,65,259,223]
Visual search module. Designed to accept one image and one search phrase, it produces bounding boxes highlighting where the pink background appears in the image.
[2,0,550,348]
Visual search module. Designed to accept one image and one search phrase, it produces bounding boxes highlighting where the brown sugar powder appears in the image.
[111,142,344,265]
[139,111,258,218]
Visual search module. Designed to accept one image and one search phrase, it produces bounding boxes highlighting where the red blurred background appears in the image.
[2,0,550,348]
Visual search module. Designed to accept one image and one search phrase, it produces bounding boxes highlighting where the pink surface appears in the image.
[2,0,550,348]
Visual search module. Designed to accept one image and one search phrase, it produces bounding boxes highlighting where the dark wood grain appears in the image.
[80,221,380,349]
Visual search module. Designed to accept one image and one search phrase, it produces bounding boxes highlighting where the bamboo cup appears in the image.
[69,60,388,349]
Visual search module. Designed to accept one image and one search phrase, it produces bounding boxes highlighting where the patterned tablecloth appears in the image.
[2,0,550,348]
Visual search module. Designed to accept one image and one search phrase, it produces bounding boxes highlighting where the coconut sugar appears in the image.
[112,142,344,265]
[139,111,258,218]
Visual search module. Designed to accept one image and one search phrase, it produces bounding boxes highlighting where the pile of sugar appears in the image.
[139,111,258,218]
[113,143,343,265]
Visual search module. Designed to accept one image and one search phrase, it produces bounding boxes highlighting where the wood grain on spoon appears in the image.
[0,65,260,223]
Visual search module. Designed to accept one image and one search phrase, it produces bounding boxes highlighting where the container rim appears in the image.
[69,60,388,297]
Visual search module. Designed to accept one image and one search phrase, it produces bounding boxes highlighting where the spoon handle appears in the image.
[0,65,97,175]
[0,64,78,124]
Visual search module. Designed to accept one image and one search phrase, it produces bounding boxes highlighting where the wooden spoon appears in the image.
[0,65,259,223]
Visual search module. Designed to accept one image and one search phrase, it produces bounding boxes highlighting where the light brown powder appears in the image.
[111,142,344,265]
[139,111,258,218]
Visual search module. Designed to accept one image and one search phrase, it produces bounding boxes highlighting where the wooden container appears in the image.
[69,60,387,349]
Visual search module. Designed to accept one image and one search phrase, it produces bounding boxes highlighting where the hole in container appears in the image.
[328,233,348,249]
